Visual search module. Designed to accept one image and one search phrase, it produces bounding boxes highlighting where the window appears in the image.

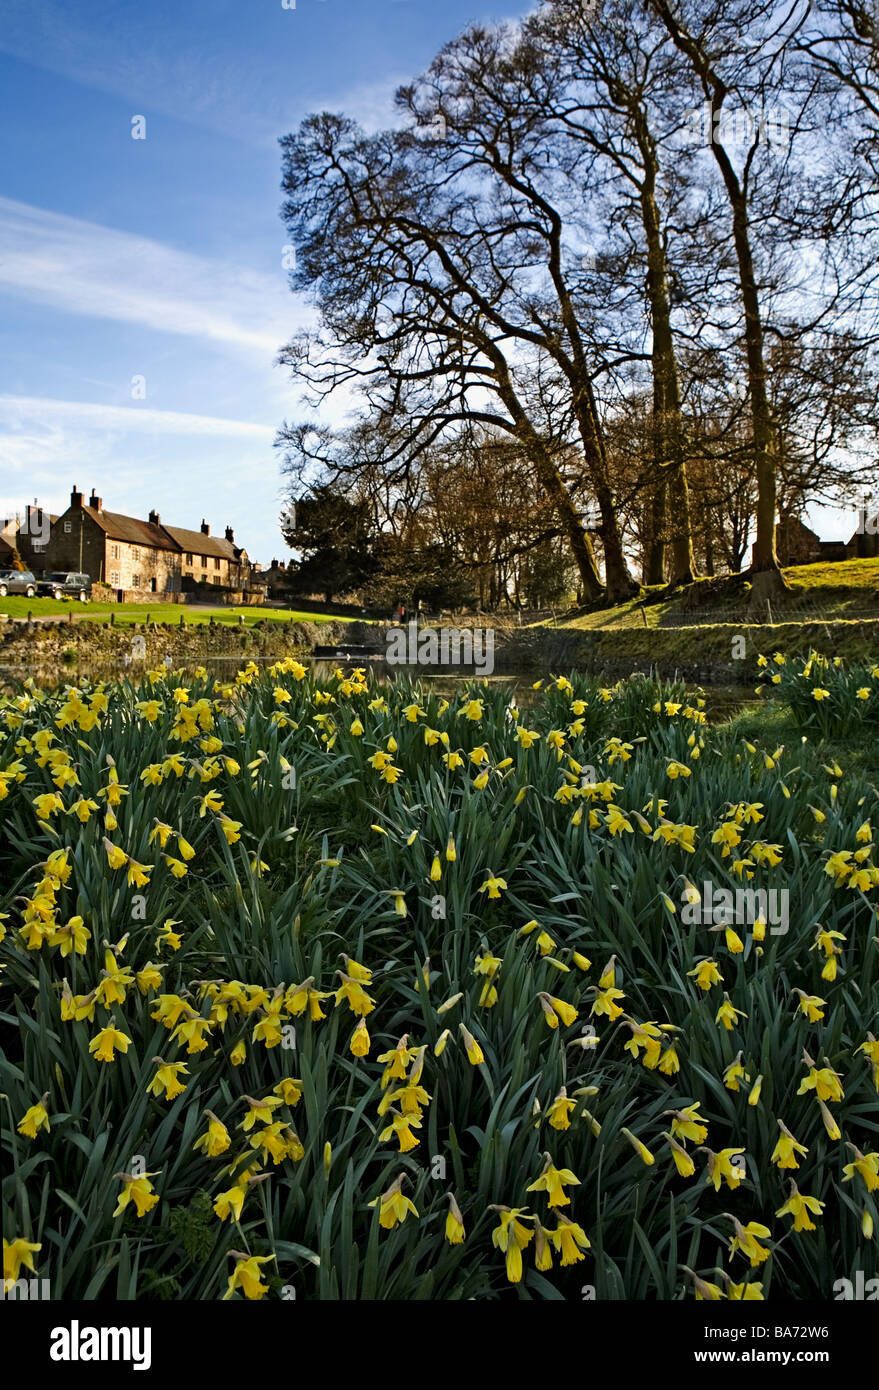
[214,556,220,569]
[110,572,120,586]
[202,555,208,567]
[132,574,140,588]
[185,552,193,565]
[64,520,72,533]
[132,547,140,561]
[110,544,119,559]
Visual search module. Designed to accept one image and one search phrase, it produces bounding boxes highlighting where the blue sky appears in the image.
[0,0,529,565]
[0,0,859,567]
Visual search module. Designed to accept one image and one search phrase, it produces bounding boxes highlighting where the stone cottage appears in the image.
[31,486,251,594]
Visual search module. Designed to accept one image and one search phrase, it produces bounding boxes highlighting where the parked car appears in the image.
[0,569,37,597]
[35,571,93,601]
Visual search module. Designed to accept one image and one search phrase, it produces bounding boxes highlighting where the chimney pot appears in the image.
[71,485,83,507]
[149,509,160,527]
[225,525,234,542]
[89,490,102,511]
[201,520,210,535]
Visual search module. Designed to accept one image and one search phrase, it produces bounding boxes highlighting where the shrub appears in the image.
[757,650,879,738]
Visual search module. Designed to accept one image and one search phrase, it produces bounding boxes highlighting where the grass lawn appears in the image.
[787,555,879,594]
[0,597,352,626]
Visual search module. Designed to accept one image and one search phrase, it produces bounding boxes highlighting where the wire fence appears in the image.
[661,595,835,628]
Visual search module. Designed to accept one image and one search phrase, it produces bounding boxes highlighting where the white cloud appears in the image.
[0,198,298,354]
[0,397,281,556]
[0,394,275,442]
[0,396,277,518]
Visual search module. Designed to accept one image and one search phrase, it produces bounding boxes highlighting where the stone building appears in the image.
[774,514,847,566]
[0,517,19,565]
[261,557,298,599]
[162,521,249,591]
[12,505,60,570]
[31,486,251,594]
[847,509,879,559]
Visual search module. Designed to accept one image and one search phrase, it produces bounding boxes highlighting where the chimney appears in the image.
[225,525,234,542]
[71,485,83,507]
[149,509,160,526]
[200,520,210,536]
[89,489,102,511]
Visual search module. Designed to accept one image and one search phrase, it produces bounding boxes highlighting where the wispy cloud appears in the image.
[0,394,275,441]
[0,394,276,506]
[0,198,297,354]
[0,397,279,547]
[0,0,410,145]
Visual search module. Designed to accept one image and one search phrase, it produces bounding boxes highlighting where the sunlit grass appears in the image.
[0,596,350,625]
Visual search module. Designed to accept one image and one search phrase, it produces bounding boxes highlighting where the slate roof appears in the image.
[82,507,179,552]
[162,525,243,561]
[847,514,878,546]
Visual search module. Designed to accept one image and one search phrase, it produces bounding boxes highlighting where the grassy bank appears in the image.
[549,557,879,632]
[501,619,879,677]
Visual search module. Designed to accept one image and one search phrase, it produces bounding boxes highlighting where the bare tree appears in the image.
[277,114,608,599]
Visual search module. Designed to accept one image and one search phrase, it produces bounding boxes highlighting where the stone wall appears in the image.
[494,619,879,682]
[0,617,356,676]
[1,614,876,688]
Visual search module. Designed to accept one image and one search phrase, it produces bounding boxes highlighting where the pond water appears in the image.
[0,653,759,723]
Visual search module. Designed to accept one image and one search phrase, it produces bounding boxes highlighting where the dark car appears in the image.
[0,569,37,597]
[36,571,93,601]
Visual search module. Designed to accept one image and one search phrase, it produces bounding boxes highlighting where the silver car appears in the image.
[0,569,37,597]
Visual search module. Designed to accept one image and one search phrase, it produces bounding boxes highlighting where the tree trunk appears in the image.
[711,141,786,587]
[636,112,697,588]
[668,465,697,585]
[525,181,636,601]
[643,477,668,585]
[575,379,639,601]
[522,429,604,600]
[493,355,605,601]
[646,1,786,592]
